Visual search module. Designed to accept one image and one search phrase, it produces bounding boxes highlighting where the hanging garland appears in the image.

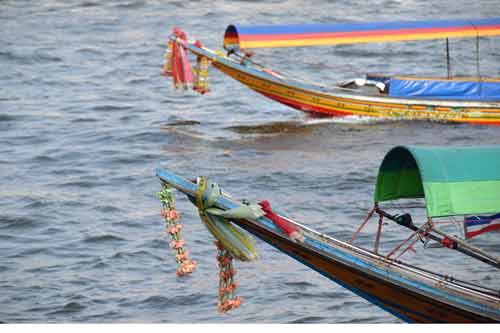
[161,40,173,77]
[192,40,210,94]
[215,240,243,312]
[157,184,196,277]
[157,179,259,313]
[157,178,303,313]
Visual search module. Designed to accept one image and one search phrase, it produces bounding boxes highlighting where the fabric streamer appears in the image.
[164,28,194,90]
[259,200,305,243]
[195,177,260,312]
[163,33,210,94]
[196,177,259,262]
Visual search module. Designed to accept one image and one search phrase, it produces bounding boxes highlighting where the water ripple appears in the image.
[48,302,86,315]
[83,234,126,243]
[0,216,38,230]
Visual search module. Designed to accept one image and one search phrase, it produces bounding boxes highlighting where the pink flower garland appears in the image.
[158,185,196,277]
[157,185,246,313]
[215,241,243,313]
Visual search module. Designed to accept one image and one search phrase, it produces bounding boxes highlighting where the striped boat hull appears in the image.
[183,42,500,125]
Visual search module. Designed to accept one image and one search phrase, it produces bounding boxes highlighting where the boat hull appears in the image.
[234,217,497,323]
[183,42,500,125]
[213,62,500,125]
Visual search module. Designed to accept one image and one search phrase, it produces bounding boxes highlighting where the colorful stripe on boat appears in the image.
[464,213,500,238]
[224,18,500,49]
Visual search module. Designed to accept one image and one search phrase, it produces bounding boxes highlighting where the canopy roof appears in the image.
[223,18,500,50]
[374,146,500,218]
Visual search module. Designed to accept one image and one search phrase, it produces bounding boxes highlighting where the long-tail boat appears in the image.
[156,145,500,323]
[163,18,500,125]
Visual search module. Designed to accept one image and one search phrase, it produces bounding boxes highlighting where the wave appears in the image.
[83,234,126,244]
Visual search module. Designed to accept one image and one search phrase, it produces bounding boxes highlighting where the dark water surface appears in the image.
[1,0,500,323]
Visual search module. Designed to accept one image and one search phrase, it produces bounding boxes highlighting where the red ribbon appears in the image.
[170,27,193,88]
[441,237,456,249]
[258,200,298,236]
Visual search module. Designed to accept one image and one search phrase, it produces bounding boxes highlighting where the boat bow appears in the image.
[156,167,500,323]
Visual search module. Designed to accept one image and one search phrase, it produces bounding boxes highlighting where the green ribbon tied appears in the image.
[196,177,260,262]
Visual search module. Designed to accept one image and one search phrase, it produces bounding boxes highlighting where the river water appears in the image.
[1,0,499,323]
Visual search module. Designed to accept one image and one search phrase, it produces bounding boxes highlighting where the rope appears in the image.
[349,206,376,244]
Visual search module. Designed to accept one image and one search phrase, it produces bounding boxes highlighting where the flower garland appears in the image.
[161,40,173,77]
[157,184,196,277]
[157,178,260,313]
[193,49,210,94]
[215,241,243,313]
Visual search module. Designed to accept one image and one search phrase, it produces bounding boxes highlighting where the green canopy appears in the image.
[374,145,500,218]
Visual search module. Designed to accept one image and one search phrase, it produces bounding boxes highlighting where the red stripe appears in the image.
[224,31,238,38]
[240,25,500,42]
[466,223,500,238]
[254,90,500,124]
